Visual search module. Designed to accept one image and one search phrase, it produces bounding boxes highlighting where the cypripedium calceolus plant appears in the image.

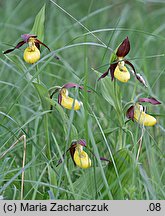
[56,139,110,169]
[50,83,90,111]
[3,34,59,64]
[126,97,161,126]
[98,37,147,86]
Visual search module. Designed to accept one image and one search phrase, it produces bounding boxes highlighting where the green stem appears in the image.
[44,113,51,160]
[84,35,89,144]
[36,64,40,84]
[114,80,123,150]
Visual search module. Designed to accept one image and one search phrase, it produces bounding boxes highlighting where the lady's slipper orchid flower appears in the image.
[126,97,161,126]
[50,83,90,111]
[56,139,110,169]
[59,88,83,111]
[73,141,91,169]
[98,37,146,86]
[3,34,59,64]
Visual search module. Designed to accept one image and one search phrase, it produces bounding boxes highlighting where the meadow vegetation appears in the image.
[0,0,164,200]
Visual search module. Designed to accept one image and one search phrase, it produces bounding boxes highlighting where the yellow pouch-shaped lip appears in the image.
[114,65,130,82]
[73,147,91,169]
[60,88,82,110]
[61,96,82,110]
[134,105,157,126]
[23,45,40,64]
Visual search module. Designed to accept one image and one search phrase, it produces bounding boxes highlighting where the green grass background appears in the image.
[0,0,164,200]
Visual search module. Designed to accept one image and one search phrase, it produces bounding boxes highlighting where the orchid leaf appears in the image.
[109,47,118,64]
[48,165,57,196]
[105,149,134,198]
[30,4,46,41]
[99,77,116,108]
[33,82,50,110]
[72,167,105,199]
[45,97,78,140]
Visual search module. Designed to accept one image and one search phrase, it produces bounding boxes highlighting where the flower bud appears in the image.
[23,45,40,64]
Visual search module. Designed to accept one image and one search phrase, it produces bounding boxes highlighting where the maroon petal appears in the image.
[70,141,77,166]
[21,34,37,43]
[35,39,59,60]
[138,97,161,105]
[58,93,62,105]
[77,139,86,147]
[3,41,25,54]
[56,147,71,167]
[116,37,130,57]
[86,147,110,164]
[110,62,118,81]
[56,141,77,167]
[62,83,91,92]
[125,60,148,87]
[50,88,60,110]
[135,74,147,87]
[35,42,40,51]
[35,39,51,52]
[125,60,136,75]
[98,67,110,81]
[100,157,111,163]
[126,106,135,121]
[56,153,66,167]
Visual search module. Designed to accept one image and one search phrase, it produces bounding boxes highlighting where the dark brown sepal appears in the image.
[116,37,130,57]
[58,93,62,105]
[110,62,118,81]
[70,141,77,166]
[126,105,135,121]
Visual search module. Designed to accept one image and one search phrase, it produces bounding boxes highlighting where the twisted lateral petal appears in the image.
[114,64,130,82]
[3,41,25,54]
[35,39,59,60]
[138,97,161,105]
[23,45,40,64]
[74,146,91,169]
[97,68,110,81]
[134,104,157,126]
[35,38,51,52]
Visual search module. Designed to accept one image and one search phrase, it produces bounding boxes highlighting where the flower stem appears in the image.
[114,80,124,150]
[36,64,40,84]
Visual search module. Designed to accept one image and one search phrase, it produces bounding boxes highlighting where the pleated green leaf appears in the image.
[30,4,46,41]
